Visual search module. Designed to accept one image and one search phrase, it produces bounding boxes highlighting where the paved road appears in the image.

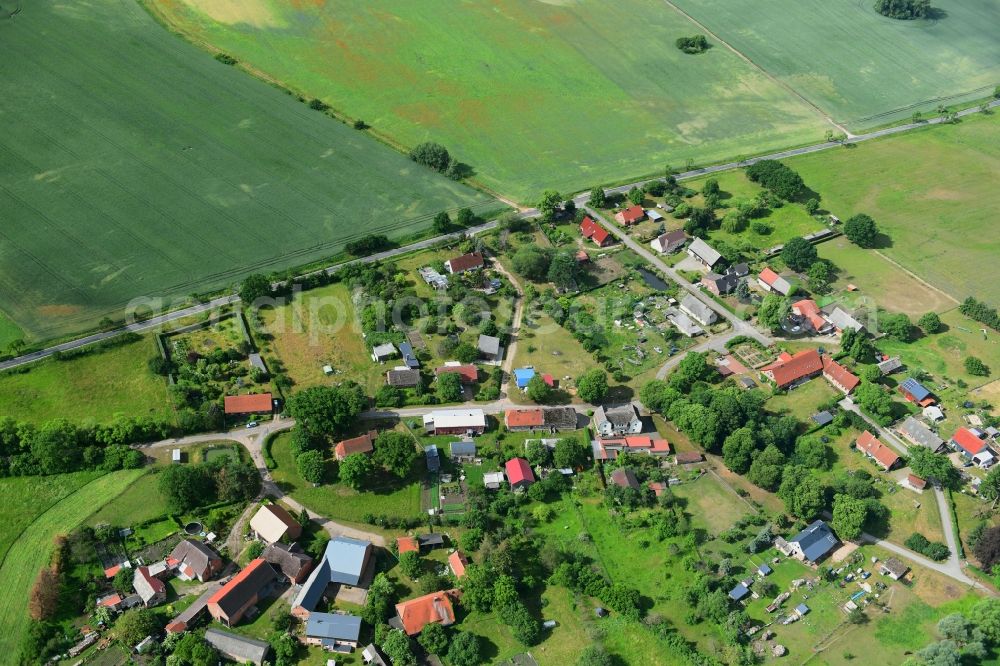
[655,331,742,380]
[861,530,983,591]
[584,205,773,348]
[838,398,972,587]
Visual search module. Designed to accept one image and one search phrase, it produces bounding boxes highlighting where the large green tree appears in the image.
[296,450,326,484]
[374,431,418,479]
[339,452,376,490]
[781,237,818,271]
[239,273,272,305]
[446,631,482,666]
[576,368,609,403]
[286,384,366,439]
[831,493,869,540]
[757,294,790,332]
[437,372,464,403]
[526,375,552,403]
[844,214,880,248]
[511,246,553,281]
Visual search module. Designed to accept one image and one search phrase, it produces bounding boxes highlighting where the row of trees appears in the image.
[157,455,260,513]
[0,417,147,477]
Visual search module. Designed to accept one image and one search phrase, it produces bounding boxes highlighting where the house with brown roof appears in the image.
[676,451,704,464]
[822,356,860,394]
[650,229,687,254]
[224,393,273,415]
[263,542,313,584]
[394,590,459,635]
[792,300,833,334]
[505,408,544,430]
[757,267,792,296]
[855,431,900,471]
[609,467,640,490]
[761,349,823,389]
[386,368,421,388]
[444,252,485,274]
[448,551,469,579]
[208,559,279,627]
[250,504,302,544]
[168,539,223,582]
[614,205,645,226]
[334,430,378,461]
[580,216,611,247]
[435,364,478,384]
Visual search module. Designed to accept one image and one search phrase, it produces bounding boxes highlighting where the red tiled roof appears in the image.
[435,364,478,384]
[649,481,666,496]
[335,430,377,459]
[856,431,899,469]
[98,594,123,608]
[448,551,469,578]
[823,356,860,393]
[208,558,270,606]
[542,374,554,387]
[601,436,670,453]
[793,299,828,332]
[617,205,644,224]
[575,250,590,262]
[165,621,187,634]
[224,393,273,414]
[759,267,780,286]
[104,565,122,578]
[395,590,458,635]
[505,458,535,485]
[505,409,544,428]
[446,252,485,273]
[952,427,988,455]
[397,537,419,554]
[580,216,610,245]
[762,349,823,388]
[907,474,927,490]
[136,566,165,594]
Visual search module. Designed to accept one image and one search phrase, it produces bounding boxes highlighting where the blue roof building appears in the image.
[728,583,749,601]
[758,564,772,576]
[305,612,362,647]
[514,368,536,389]
[796,603,810,616]
[900,378,932,403]
[450,440,477,458]
[399,342,420,369]
[787,520,839,564]
[811,411,834,426]
[425,445,440,472]
[292,537,373,614]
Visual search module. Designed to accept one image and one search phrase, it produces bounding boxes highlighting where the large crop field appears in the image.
[0,469,146,658]
[0,1,494,342]
[669,0,1000,130]
[786,114,1000,304]
[150,0,831,202]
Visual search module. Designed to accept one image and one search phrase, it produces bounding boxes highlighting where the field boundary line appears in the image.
[0,471,134,570]
[705,467,761,515]
[657,0,849,136]
[871,250,959,306]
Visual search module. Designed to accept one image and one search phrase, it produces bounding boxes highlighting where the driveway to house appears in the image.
[655,330,743,380]
[487,255,526,377]
[838,398,974,589]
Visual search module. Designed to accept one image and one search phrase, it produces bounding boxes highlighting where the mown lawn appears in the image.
[671,472,754,535]
[0,335,173,425]
[0,471,103,563]
[766,378,839,422]
[0,469,146,658]
[84,470,167,529]
[268,431,422,522]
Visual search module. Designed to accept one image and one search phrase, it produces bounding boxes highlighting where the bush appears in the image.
[675,35,709,54]
[905,533,950,561]
[409,142,451,172]
[345,234,391,257]
[875,0,931,20]
[745,160,804,200]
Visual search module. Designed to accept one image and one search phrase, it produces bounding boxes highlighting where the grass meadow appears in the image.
[0,469,146,658]
[0,1,493,341]
[0,334,173,425]
[150,0,829,202]
[787,114,1000,304]
[669,0,1000,129]
[267,431,422,523]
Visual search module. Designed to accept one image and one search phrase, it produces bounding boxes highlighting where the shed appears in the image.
[729,584,750,601]
[795,603,810,616]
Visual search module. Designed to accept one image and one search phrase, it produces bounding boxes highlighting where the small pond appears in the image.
[637,267,669,291]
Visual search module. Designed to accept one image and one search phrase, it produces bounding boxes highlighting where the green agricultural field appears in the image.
[0,1,494,342]
[0,334,173,425]
[84,470,168,529]
[0,471,103,562]
[0,469,145,658]
[670,0,1000,129]
[787,114,1000,304]
[151,0,830,202]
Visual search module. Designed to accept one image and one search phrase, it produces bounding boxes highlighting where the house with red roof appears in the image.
[444,252,485,274]
[208,559,279,627]
[394,590,459,635]
[435,364,478,384]
[448,551,469,579]
[822,356,860,394]
[580,216,611,247]
[855,431,900,471]
[792,300,833,334]
[224,393,273,415]
[504,408,544,430]
[614,205,645,226]
[396,537,419,555]
[505,458,535,491]
[757,266,792,296]
[334,430,377,461]
[593,436,671,461]
[950,427,995,468]
[761,349,823,389]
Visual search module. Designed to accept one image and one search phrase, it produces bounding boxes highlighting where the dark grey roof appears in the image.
[305,612,362,642]
[204,629,270,665]
[728,263,750,278]
[417,533,445,548]
[898,416,944,450]
[478,334,501,355]
[543,407,578,430]
[262,542,312,581]
[881,557,909,577]
[790,520,838,562]
[450,440,477,456]
[811,411,834,426]
[386,369,421,387]
[597,404,639,427]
